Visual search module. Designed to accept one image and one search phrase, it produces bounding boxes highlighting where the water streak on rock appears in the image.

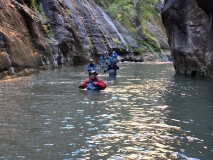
[98,6,127,45]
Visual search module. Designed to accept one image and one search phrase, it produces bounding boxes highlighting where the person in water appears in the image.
[79,70,107,90]
[104,62,119,77]
[105,51,109,58]
[99,53,107,70]
[87,59,96,74]
[112,51,118,63]
[108,53,114,65]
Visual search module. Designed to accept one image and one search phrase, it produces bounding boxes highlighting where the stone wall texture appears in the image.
[162,0,213,77]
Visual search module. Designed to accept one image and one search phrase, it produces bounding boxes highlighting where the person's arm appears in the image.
[93,64,96,71]
[104,65,110,73]
[95,79,107,90]
[114,65,119,70]
[86,65,90,72]
[79,79,88,89]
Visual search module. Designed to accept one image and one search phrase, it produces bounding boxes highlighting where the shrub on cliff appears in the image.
[30,0,41,13]
[133,47,142,55]
[93,0,161,52]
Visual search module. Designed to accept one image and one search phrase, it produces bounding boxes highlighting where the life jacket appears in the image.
[86,78,100,90]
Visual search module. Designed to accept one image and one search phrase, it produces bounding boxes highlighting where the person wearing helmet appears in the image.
[79,70,107,90]
[105,51,109,58]
[104,62,119,77]
[86,59,96,74]
[112,51,118,63]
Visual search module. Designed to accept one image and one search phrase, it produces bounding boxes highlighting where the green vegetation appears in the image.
[88,37,92,47]
[43,15,49,21]
[30,0,41,13]
[133,47,142,55]
[151,8,158,19]
[142,41,154,52]
[143,30,161,52]
[28,1,51,35]
[94,0,161,53]
[112,38,120,44]
[41,15,51,35]
[41,24,51,34]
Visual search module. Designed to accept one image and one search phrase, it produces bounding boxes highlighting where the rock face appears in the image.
[147,15,169,50]
[0,0,168,79]
[162,0,213,76]
[0,1,51,79]
[0,0,141,79]
[195,0,213,73]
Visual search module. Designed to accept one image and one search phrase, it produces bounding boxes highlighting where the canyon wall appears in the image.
[162,0,213,77]
[0,0,140,79]
[0,0,168,79]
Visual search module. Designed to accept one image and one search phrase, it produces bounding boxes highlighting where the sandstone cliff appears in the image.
[0,0,168,79]
[0,0,138,79]
[162,0,213,77]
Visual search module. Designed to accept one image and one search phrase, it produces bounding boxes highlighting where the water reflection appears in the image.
[107,77,117,84]
[0,63,213,159]
[163,75,213,160]
[79,90,108,102]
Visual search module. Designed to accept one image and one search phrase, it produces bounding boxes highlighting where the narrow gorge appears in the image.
[0,0,168,79]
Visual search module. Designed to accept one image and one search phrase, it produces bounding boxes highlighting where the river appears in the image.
[0,63,213,160]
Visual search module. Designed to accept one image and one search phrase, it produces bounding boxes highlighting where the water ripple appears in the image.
[0,63,213,159]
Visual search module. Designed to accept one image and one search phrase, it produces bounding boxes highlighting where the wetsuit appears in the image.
[79,78,106,90]
[105,64,119,77]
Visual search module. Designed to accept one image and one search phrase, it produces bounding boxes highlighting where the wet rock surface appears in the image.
[147,15,169,50]
[195,0,213,73]
[0,0,169,79]
[0,1,44,77]
[162,0,213,77]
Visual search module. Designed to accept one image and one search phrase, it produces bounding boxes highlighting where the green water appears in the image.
[0,63,213,159]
